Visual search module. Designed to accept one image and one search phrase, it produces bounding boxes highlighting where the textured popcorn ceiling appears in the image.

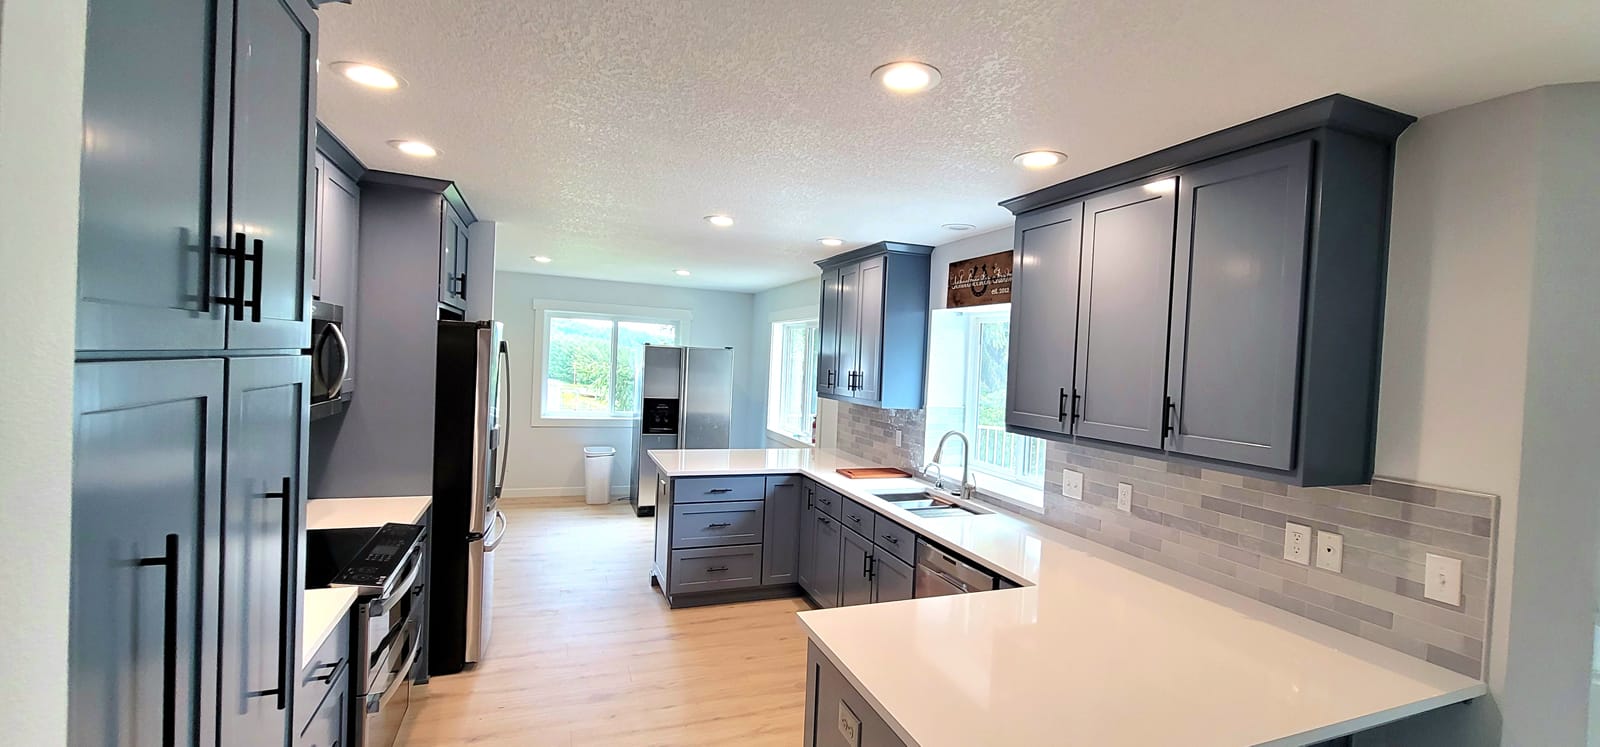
[315,0,1600,292]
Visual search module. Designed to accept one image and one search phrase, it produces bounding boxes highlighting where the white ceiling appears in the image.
[315,0,1600,293]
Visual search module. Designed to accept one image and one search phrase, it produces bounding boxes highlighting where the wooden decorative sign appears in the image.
[946,250,1013,308]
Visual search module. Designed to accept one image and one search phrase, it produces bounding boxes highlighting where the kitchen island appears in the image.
[649,448,1484,746]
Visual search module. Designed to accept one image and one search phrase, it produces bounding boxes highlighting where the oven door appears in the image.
[360,543,425,677]
[363,616,420,747]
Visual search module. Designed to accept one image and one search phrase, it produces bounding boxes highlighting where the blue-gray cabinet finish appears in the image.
[670,501,765,548]
[296,603,350,738]
[220,355,310,747]
[312,150,361,309]
[810,512,844,608]
[1005,202,1084,435]
[439,204,472,311]
[762,476,803,585]
[70,359,225,747]
[804,642,909,747]
[797,481,821,597]
[1002,95,1414,486]
[1073,179,1178,449]
[838,527,875,607]
[815,242,934,410]
[871,552,914,604]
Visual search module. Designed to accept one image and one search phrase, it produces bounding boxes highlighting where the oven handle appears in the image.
[365,621,421,715]
[370,552,424,616]
[324,321,349,399]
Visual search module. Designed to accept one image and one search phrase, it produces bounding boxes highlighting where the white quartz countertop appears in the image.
[301,587,359,671]
[650,448,1485,746]
[306,495,432,531]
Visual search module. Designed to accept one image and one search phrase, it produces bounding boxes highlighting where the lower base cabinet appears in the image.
[805,642,908,747]
[871,552,914,603]
[296,666,348,747]
[839,528,875,607]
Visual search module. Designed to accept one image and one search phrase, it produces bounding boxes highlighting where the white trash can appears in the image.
[583,446,616,505]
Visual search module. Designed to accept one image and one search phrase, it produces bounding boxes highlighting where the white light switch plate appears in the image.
[1116,482,1133,512]
[1424,553,1462,606]
[1283,522,1311,565]
[1062,469,1084,500]
[894,430,902,447]
[836,702,861,747]
[1315,531,1343,573]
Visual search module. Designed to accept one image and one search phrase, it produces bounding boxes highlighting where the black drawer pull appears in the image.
[705,566,729,573]
[847,513,861,522]
[707,488,733,494]
[818,497,832,505]
[706,522,732,529]
[880,534,899,544]
[312,657,344,684]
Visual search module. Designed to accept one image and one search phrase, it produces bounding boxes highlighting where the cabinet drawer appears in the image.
[669,545,763,594]
[295,606,351,736]
[873,518,916,565]
[840,497,876,538]
[671,501,765,549]
[811,484,844,520]
[674,476,767,504]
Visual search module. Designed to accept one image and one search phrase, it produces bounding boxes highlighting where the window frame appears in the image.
[532,300,691,427]
[766,309,820,446]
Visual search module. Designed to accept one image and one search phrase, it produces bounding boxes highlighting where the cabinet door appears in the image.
[809,644,908,747]
[455,213,473,303]
[852,256,886,403]
[838,528,875,607]
[797,483,819,597]
[1006,201,1084,434]
[70,359,224,747]
[1167,141,1312,469]
[220,355,309,747]
[816,268,843,395]
[871,552,914,604]
[835,262,862,397]
[1073,180,1178,448]
[297,669,347,747]
[76,0,228,353]
[812,514,844,608]
[762,476,802,585]
[438,205,468,310]
[313,154,361,309]
[227,0,316,350]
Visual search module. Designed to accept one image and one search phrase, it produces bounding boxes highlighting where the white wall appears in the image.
[0,0,85,743]
[494,271,758,497]
[928,227,1014,311]
[749,277,821,446]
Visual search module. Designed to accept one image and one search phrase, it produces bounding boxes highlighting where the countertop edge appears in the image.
[799,618,923,747]
[300,587,359,671]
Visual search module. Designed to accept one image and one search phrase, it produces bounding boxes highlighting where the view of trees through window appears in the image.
[768,319,819,442]
[544,313,678,417]
[964,311,1046,487]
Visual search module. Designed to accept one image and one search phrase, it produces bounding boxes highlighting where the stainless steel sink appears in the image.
[869,488,987,517]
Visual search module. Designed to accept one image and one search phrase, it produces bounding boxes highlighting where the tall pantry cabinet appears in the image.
[71,0,318,745]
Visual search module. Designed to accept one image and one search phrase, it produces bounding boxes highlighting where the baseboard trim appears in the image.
[501,486,632,501]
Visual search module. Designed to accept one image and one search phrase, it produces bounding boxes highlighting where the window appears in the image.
[767,317,819,444]
[923,304,1045,508]
[540,309,681,420]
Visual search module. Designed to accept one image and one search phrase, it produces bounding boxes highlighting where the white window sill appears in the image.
[533,415,636,429]
[972,472,1045,514]
[766,429,815,449]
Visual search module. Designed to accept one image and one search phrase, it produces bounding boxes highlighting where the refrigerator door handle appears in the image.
[495,341,511,500]
[484,510,509,551]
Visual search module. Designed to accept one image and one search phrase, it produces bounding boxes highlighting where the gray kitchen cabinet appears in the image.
[670,501,765,548]
[871,552,915,604]
[224,0,317,351]
[1166,139,1313,471]
[1001,95,1414,486]
[811,512,844,608]
[763,476,803,585]
[438,204,473,312]
[74,0,228,353]
[312,150,361,309]
[815,242,934,409]
[805,642,908,747]
[69,359,225,747]
[797,482,820,599]
[1004,201,1084,435]
[1072,178,1178,449]
[668,545,764,594]
[220,355,309,747]
[296,663,348,747]
[296,604,351,737]
[838,528,875,607]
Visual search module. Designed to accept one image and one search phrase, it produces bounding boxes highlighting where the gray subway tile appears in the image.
[1424,645,1482,678]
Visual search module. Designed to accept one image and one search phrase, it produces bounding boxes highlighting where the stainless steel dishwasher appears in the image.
[913,538,996,597]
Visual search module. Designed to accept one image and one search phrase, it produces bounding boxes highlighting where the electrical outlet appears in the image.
[1061,469,1084,500]
[1116,482,1133,512]
[1315,531,1343,573]
[1283,522,1311,565]
[894,430,903,447]
[1424,553,1462,606]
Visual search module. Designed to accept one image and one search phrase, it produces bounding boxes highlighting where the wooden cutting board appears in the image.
[836,467,913,479]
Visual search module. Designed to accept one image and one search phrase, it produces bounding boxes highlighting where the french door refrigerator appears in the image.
[430,320,511,675]
[629,345,736,516]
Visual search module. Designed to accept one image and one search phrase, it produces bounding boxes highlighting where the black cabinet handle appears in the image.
[264,476,292,710]
[826,370,835,388]
[137,533,179,747]
[312,657,344,684]
[1162,395,1176,437]
[214,231,248,320]
[249,238,264,323]
[705,566,729,573]
[707,488,733,494]
[848,513,861,523]
[1057,387,1068,421]
[862,552,873,578]
[818,516,831,526]
[706,522,732,529]
[1071,388,1081,423]
[880,534,899,544]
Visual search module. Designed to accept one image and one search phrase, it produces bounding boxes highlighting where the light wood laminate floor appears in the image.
[397,497,813,746]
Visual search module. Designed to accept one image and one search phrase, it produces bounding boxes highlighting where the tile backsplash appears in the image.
[832,403,1498,679]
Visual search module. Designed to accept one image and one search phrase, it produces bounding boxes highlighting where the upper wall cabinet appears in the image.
[312,149,361,310]
[815,242,934,410]
[1001,95,1415,486]
[77,0,317,354]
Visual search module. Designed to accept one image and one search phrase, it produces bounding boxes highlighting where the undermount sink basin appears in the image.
[868,488,987,516]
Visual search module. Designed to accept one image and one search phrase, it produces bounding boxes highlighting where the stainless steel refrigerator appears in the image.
[430,320,511,674]
[630,345,735,516]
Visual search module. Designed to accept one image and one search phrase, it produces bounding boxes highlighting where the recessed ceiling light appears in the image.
[532,255,553,264]
[330,61,403,90]
[1143,178,1177,194]
[1013,150,1067,169]
[818,237,844,247]
[704,215,734,228]
[674,269,692,277]
[871,61,941,94]
[941,223,976,232]
[389,140,438,158]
